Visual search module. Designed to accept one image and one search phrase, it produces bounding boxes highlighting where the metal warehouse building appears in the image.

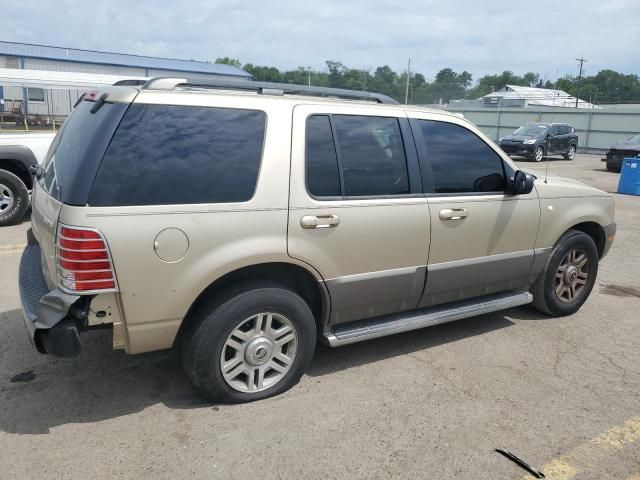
[0,40,250,120]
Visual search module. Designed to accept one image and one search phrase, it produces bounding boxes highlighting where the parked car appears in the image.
[498,122,578,162]
[0,132,55,226]
[601,134,640,172]
[19,80,615,403]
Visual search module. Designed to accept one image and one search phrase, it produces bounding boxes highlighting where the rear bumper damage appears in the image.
[18,229,85,357]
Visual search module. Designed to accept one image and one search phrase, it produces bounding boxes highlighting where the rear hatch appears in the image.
[31,88,137,287]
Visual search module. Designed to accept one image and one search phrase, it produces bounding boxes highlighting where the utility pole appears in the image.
[306,67,312,86]
[575,57,586,108]
[404,58,411,104]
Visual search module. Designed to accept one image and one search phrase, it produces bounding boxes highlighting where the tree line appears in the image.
[215,57,640,105]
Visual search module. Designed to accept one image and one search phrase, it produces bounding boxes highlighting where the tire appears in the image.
[531,229,599,316]
[0,170,29,227]
[563,144,576,160]
[182,283,317,403]
[606,163,621,173]
[533,145,545,162]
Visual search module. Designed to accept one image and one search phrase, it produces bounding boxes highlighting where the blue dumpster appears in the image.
[617,157,640,196]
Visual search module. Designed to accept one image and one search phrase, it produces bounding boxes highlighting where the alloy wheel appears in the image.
[534,147,544,162]
[0,184,14,212]
[567,145,576,159]
[555,248,590,303]
[220,312,298,393]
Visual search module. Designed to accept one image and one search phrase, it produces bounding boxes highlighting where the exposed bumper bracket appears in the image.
[19,230,83,357]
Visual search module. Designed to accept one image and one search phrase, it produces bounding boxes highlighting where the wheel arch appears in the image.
[565,221,606,258]
[0,146,38,189]
[175,262,330,346]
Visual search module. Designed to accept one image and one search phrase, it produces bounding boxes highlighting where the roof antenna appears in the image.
[544,148,550,184]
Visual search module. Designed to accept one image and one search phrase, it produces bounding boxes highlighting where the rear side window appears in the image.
[306,115,341,197]
[89,105,266,206]
[418,120,506,194]
[333,115,409,196]
[305,114,410,198]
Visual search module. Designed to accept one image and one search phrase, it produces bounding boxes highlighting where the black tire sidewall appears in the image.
[541,231,599,316]
[184,286,316,403]
[0,170,29,226]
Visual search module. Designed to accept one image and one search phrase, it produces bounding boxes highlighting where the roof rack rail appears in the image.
[141,77,399,104]
[112,79,148,86]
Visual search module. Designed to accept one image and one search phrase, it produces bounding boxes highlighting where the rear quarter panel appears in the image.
[59,94,298,354]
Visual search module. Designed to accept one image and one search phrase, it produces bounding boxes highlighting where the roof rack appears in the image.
[140,77,399,105]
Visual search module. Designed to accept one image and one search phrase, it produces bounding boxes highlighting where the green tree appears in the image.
[214,57,242,68]
[242,64,282,82]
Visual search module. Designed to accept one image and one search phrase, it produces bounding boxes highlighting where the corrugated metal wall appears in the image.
[447,106,640,151]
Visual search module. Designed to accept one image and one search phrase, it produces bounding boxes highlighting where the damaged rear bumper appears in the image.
[18,229,84,357]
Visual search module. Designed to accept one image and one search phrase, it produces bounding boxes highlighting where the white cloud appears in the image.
[3,0,640,81]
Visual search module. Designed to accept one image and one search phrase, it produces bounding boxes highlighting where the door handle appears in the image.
[300,214,340,229]
[439,208,468,221]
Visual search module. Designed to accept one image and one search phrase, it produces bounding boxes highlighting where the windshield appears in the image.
[513,124,548,136]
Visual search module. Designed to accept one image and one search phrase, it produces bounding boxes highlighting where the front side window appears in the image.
[418,120,506,194]
[89,105,266,206]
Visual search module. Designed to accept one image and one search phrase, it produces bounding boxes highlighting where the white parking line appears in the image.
[0,244,26,254]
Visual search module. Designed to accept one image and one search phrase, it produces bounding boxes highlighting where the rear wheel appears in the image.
[182,283,316,403]
[533,145,545,162]
[0,170,29,227]
[563,144,576,160]
[606,162,621,173]
[531,229,599,316]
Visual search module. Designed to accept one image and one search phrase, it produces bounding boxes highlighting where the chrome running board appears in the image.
[325,291,532,347]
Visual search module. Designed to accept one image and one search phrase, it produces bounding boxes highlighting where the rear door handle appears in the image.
[300,214,340,229]
[439,208,468,221]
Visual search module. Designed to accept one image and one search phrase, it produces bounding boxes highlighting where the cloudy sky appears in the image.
[4,0,639,82]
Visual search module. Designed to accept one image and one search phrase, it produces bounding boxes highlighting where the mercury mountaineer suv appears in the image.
[19,79,616,403]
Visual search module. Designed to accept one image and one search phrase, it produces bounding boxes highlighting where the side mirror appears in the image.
[512,170,534,195]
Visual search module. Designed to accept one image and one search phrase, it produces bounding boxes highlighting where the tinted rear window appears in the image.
[41,100,128,204]
[89,105,266,206]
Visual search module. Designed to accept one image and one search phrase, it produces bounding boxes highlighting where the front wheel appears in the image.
[533,145,545,162]
[182,283,317,403]
[606,163,621,173]
[0,170,29,227]
[531,229,599,316]
[563,145,576,160]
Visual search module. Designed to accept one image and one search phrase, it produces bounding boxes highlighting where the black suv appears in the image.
[499,123,578,162]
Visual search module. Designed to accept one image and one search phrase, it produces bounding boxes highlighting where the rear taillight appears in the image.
[56,225,118,293]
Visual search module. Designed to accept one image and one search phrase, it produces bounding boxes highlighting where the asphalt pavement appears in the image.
[0,154,638,479]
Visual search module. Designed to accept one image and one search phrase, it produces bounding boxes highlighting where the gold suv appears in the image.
[19,79,616,403]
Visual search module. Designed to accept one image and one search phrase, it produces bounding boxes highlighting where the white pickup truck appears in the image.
[0,132,55,226]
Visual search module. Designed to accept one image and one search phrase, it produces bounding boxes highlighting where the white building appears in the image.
[0,40,250,119]
[481,84,598,109]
